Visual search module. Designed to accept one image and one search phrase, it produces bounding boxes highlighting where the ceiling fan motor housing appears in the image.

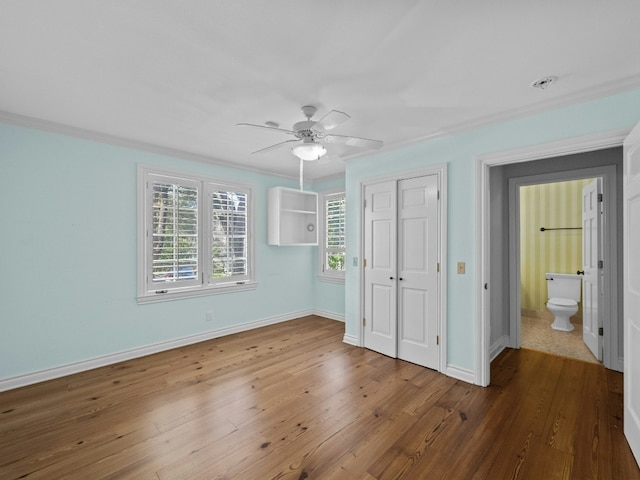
[292,120,319,139]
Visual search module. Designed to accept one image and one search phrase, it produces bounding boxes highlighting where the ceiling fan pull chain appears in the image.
[299,157,304,191]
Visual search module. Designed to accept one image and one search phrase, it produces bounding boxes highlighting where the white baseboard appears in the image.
[342,334,359,346]
[340,337,476,386]
[0,310,317,392]
[312,309,345,322]
[444,364,476,385]
[490,335,510,363]
[614,356,624,373]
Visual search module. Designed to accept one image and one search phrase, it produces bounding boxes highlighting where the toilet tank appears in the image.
[545,273,582,301]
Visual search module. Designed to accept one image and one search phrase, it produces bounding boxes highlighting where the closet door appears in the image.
[363,175,440,369]
[363,180,397,357]
[397,175,439,369]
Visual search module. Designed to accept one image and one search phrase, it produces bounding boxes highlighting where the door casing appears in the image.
[476,129,629,386]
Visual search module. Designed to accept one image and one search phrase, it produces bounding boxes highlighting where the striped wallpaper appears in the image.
[519,179,595,316]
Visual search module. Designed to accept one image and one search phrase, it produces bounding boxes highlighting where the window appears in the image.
[209,184,250,284]
[319,190,346,282]
[138,167,255,302]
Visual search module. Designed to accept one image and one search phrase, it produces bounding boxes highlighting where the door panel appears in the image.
[363,181,397,357]
[371,284,393,336]
[624,121,640,466]
[400,288,427,342]
[372,221,392,269]
[401,218,427,271]
[397,176,439,369]
[582,179,602,361]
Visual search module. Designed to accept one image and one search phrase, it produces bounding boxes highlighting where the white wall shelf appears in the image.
[268,187,318,246]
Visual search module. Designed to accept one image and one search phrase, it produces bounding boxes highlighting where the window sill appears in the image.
[318,275,345,285]
[137,281,258,304]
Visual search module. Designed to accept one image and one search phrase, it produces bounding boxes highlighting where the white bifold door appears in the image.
[363,174,440,370]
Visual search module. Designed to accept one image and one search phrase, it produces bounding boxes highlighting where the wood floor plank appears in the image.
[368,379,495,479]
[443,348,552,479]
[317,371,456,479]
[523,443,574,479]
[400,382,499,479]
[570,361,617,480]
[1,316,638,479]
[479,353,575,479]
[542,358,587,455]
[251,377,429,479]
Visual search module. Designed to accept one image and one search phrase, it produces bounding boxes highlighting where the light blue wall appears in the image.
[345,88,640,373]
[311,176,346,318]
[0,124,344,381]
[3,88,640,383]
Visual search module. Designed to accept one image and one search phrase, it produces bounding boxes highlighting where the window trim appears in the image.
[318,189,346,284]
[137,165,256,303]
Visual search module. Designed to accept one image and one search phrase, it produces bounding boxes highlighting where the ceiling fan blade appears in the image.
[312,110,351,132]
[251,139,299,154]
[237,123,296,135]
[324,134,383,150]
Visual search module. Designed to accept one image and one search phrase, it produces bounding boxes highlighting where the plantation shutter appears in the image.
[325,194,346,272]
[209,185,249,283]
[149,175,200,287]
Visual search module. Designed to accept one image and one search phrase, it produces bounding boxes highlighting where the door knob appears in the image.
[399,277,404,281]
[389,276,394,280]
[577,270,585,275]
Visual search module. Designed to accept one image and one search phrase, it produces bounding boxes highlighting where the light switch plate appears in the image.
[457,262,465,274]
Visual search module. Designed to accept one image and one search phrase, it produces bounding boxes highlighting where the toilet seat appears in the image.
[548,297,577,308]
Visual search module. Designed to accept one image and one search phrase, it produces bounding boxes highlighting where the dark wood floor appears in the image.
[1,316,638,479]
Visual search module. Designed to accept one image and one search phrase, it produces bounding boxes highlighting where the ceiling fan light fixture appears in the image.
[292,141,327,161]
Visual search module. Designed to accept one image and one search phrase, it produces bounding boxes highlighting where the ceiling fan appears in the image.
[237,105,383,161]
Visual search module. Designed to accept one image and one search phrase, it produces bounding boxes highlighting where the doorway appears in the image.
[475,135,626,387]
[505,163,620,371]
[517,178,601,364]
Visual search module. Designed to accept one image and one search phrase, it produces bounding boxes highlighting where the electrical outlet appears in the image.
[457,262,465,274]
[206,311,214,322]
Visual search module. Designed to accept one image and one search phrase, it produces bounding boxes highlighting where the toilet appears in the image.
[545,272,581,332]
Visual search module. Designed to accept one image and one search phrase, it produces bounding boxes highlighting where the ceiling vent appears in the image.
[531,76,558,89]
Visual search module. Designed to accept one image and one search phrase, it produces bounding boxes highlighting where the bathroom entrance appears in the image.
[502,154,623,373]
[517,178,601,364]
[478,144,623,382]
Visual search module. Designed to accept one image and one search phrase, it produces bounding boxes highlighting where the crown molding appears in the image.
[0,110,298,181]
[441,74,640,137]
[348,75,640,158]
[3,75,639,180]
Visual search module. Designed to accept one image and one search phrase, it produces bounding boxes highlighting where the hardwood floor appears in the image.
[1,316,638,479]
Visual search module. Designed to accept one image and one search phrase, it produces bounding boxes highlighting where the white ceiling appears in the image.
[2,1,640,180]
